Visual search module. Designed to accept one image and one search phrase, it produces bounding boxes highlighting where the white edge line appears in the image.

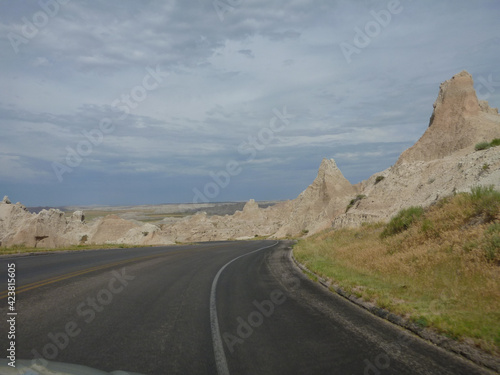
[210,241,280,375]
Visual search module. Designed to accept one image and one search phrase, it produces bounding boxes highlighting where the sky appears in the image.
[0,0,499,207]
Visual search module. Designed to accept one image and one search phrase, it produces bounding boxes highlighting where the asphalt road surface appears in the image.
[0,241,493,374]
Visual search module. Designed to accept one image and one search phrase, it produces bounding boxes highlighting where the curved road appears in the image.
[0,241,492,374]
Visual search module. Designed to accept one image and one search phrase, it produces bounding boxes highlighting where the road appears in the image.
[0,241,492,374]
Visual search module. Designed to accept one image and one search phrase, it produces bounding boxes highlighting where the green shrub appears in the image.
[381,206,424,238]
[475,142,491,151]
[490,138,500,147]
[346,194,367,213]
[469,186,500,222]
[475,138,500,151]
[375,176,385,184]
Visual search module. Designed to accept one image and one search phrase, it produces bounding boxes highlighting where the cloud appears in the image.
[238,49,254,58]
[0,0,499,205]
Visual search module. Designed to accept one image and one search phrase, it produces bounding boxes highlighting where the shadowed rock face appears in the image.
[1,71,500,247]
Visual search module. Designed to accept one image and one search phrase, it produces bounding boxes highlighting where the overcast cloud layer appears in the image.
[1,0,499,206]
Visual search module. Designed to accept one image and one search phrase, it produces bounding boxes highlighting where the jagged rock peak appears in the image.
[429,70,479,127]
[243,199,259,213]
[299,158,353,200]
[396,71,500,164]
[2,196,11,204]
[313,158,345,182]
[72,211,85,222]
[318,158,339,172]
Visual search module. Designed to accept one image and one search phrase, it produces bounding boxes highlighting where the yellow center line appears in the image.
[0,251,180,300]
[0,241,250,300]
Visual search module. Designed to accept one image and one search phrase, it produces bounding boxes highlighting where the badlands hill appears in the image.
[1,71,499,248]
[333,71,500,228]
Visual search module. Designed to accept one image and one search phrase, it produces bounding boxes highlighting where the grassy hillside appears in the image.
[294,186,500,355]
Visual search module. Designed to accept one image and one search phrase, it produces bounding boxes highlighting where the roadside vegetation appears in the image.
[294,186,500,355]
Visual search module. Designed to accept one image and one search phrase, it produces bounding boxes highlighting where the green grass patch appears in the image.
[380,206,424,238]
[475,142,491,151]
[475,138,500,151]
[468,185,500,222]
[294,188,500,355]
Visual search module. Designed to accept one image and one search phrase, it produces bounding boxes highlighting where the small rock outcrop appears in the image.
[0,203,86,248]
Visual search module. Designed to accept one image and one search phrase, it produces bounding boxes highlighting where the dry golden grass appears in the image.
[294,190,500,355]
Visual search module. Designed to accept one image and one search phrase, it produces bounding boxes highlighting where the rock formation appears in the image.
[1,70,499,248]
[397,71,500,164]
[333,70,500,227]
[0,203,174,248]
[159,199,291,242]
[272,158,356,237]
[158,159,356,241]
[0,201,86,248]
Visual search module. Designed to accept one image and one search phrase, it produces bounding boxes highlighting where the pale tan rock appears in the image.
[273,158,356,237]
[0,204,86,248]
[2,71,499,246]
[87,215,140,244]
[397,71,500,164]
[112,223,175,246]
[0,204,172,248]
[479,100,499,115]
[334,71,500,228]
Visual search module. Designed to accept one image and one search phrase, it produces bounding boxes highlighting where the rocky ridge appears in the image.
[333,71,500,227]
[0,197,174,248]
[1,71,499,248]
